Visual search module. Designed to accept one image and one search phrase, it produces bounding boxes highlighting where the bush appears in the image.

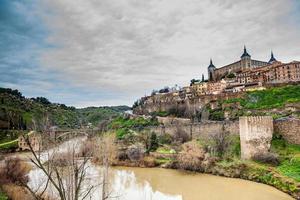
[209,109,225,121]
[208,128,231,158]
[0,189,8,200]
[126,145,144,161]
[252,153,280,166]
[157,134,173,145]
[0,158,30,186]
[148,132,158,152]
[177,141,211,172]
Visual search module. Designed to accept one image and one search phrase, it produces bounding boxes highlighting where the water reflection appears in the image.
[107,167,293,200]
[28,164,294,200]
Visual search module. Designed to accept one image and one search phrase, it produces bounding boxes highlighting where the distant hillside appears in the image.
[76,106,131,126]
[0,87,131,131]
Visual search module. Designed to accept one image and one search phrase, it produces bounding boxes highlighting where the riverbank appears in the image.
[111,158,299,199]
[99,136,300,199]
[103,116,300,199]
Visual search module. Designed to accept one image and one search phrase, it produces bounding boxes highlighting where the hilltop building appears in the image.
[208,46,269,82]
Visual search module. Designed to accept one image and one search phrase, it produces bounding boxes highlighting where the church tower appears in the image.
[241,46,251,69]
[207,59,216,81]
[268,51,277,64]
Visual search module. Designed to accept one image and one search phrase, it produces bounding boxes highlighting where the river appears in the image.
[90,166,294,200]
[25,137,293,200]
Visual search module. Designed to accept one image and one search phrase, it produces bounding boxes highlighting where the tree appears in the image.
[190,79,196,86]
[209,125,231,157]
[201,74,205,82]
[22,134,97,200]
[149,132,158,152]
[34,97,51,105]
[138,131,159,153]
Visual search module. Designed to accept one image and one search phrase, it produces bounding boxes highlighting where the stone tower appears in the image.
[239,116,273,159]
[207,59,216,82]
[240,46,251,70]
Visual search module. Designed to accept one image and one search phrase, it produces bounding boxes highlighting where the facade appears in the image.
[191,82,208,96]
[237,61,300,84]
[18,133,42,151]
[208,46,269,82]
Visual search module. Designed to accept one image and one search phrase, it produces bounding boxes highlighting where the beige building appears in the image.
[191,82,208,96]
[207,79,227,94]
[18,133,42,151]
[237,60,300,84]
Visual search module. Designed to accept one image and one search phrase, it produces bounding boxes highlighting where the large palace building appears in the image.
[208,46,274,82]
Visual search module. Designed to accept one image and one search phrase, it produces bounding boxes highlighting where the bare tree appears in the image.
[95,134,118,200]
[23,134,96,200]
[209,125,231,157]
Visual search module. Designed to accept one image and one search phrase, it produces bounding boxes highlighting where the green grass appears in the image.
[223,85,300,110]
[0,190,8,200]
[0,139,18,150]
[277,158,300,182]
[156,147,176,154]
[155,157,173,165]
[0,131,33,150]
[151,111,169,117]
[271,137,300,182]
[109,116,159,139]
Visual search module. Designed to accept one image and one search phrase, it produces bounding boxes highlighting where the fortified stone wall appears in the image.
[274,118,300,145]
[239,116,273,159]
[147,120,239,139]
[156,116,191,126]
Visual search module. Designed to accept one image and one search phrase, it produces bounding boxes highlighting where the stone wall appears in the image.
[239,116,273,159]
[274,117,300,145]
[147,120,239,139]
[156,116,191,126]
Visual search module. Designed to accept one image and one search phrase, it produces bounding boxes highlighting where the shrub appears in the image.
[209,109,225,121]
[0,158,30,186]
[252,152,280,166]
[126,145,144,161]
[93,134,118,165]
[148,132,158,152]
[209,128,231,158]
[157,134,173,145]
[177,141,206,171]
[0,189,8,200]
[142,156,157,167]
[78,139,94,157]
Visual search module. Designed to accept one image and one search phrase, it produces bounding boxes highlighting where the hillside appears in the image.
[0,87,131,131]
[210,84,300,120]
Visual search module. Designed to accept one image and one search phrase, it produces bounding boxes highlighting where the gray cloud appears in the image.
[32,0,300,105]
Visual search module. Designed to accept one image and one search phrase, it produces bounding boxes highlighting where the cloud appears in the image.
[1,0,300,106]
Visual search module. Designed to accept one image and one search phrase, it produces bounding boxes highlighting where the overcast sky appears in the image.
[1,0,300,107]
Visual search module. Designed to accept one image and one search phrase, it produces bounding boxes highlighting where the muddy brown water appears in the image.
[25,137,294,200]
[107,167,294,200]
